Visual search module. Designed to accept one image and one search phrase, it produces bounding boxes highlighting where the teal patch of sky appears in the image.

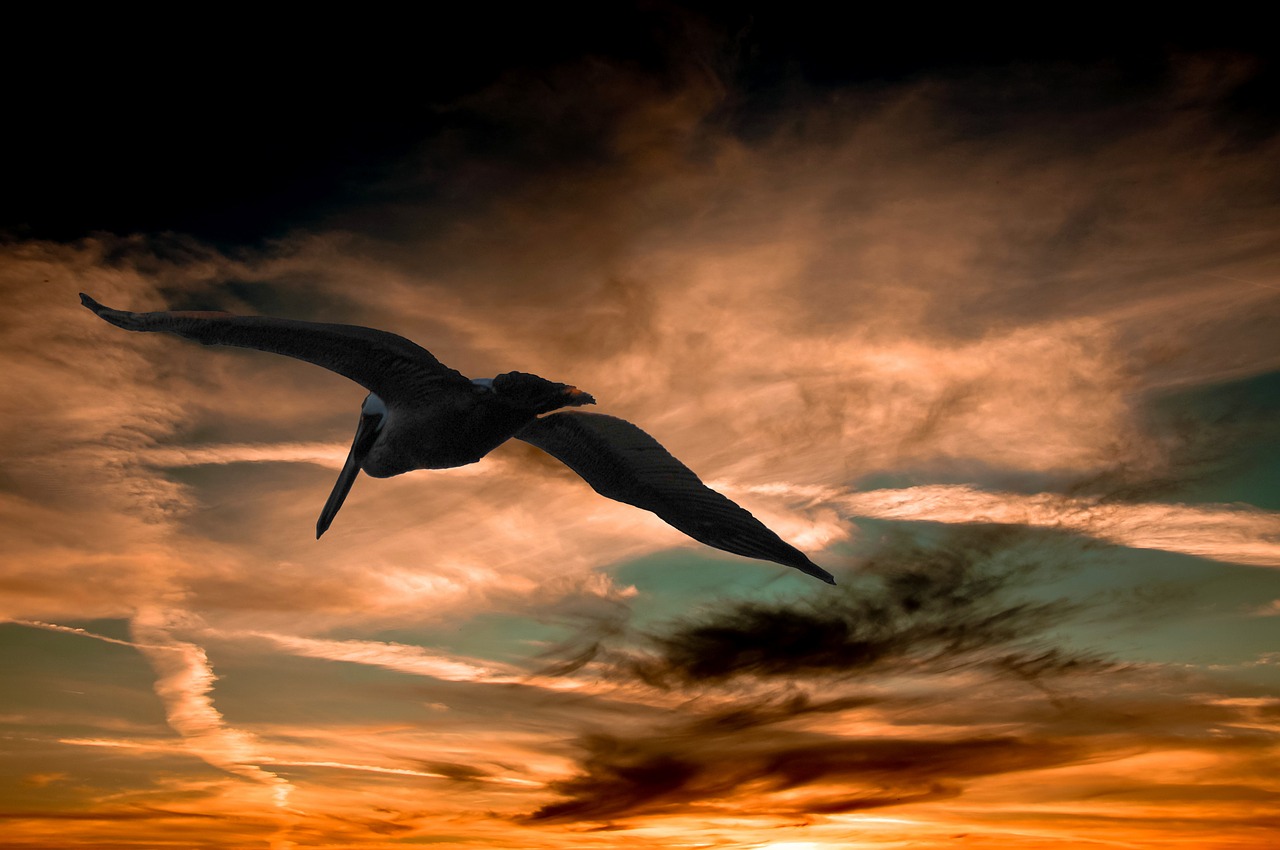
[0,733,229,814]
[935,524,1280,672]
[765,516,1280,674]
[366,613,572,667]
[200,639,642,738]
[850,371,1280,506]
[196,642,455,728]
[1141,370,1280,509]
[607,548,834,630]
[0,619,169,734]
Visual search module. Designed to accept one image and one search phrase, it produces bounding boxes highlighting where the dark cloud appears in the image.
[313,811,417,837]
[685,694,883,735]
[519,528,1129,826]
[622,527,1107,686]
[524,726,1087,825]
[523,662,1280,826]
[419,761,493,785]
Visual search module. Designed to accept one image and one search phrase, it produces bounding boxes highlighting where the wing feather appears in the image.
[81,294,470,403]
[516,411,835,584]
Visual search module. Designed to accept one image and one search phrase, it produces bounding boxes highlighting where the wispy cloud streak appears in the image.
[840,486,1280,567]
[3,618,180,651]
[242,631,515,683]
[140,442,348,468]
[128,610,294,808]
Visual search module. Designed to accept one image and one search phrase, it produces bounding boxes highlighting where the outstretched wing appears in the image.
[516,411,835,584]
[81,294,472,404]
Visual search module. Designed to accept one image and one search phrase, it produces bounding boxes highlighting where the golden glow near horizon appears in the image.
[3,49,1280,850]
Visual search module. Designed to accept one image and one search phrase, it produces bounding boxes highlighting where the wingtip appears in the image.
[81,293,130,327]
[799,561,837,585]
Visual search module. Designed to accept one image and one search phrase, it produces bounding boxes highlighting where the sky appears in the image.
[2,7,1279,849]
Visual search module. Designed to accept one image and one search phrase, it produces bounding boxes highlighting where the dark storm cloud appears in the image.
[623,527,1108,686]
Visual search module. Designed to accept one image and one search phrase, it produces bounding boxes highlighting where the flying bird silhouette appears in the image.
[81,294,835,584]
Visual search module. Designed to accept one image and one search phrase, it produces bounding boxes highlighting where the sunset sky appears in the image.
[2,8,1278,849]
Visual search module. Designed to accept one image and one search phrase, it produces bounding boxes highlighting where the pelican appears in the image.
[80,294,835,584]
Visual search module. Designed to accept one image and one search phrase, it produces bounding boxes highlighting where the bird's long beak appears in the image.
[562,385,595,407]
[316,411,382,539]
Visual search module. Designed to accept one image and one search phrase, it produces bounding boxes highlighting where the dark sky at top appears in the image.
[5,5,1275,246]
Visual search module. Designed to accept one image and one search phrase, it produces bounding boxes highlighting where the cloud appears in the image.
[3,619,172,651]
[7,88,1279,623]
[139,442,349,468]
[236,631,516,684]
[840,486,1280,567]
[259,758,477,782]
[2,38,1279,849]
[523,720,1089,825]
[609,527,1104,687]
[522,658,1280,829]
[127,610,293,808]
[0,809,222,821]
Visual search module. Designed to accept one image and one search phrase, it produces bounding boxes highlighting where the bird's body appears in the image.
[81,293,835,585]
[359,387,541,475]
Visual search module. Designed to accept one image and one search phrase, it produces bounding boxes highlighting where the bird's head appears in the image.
[492,371,596,414]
